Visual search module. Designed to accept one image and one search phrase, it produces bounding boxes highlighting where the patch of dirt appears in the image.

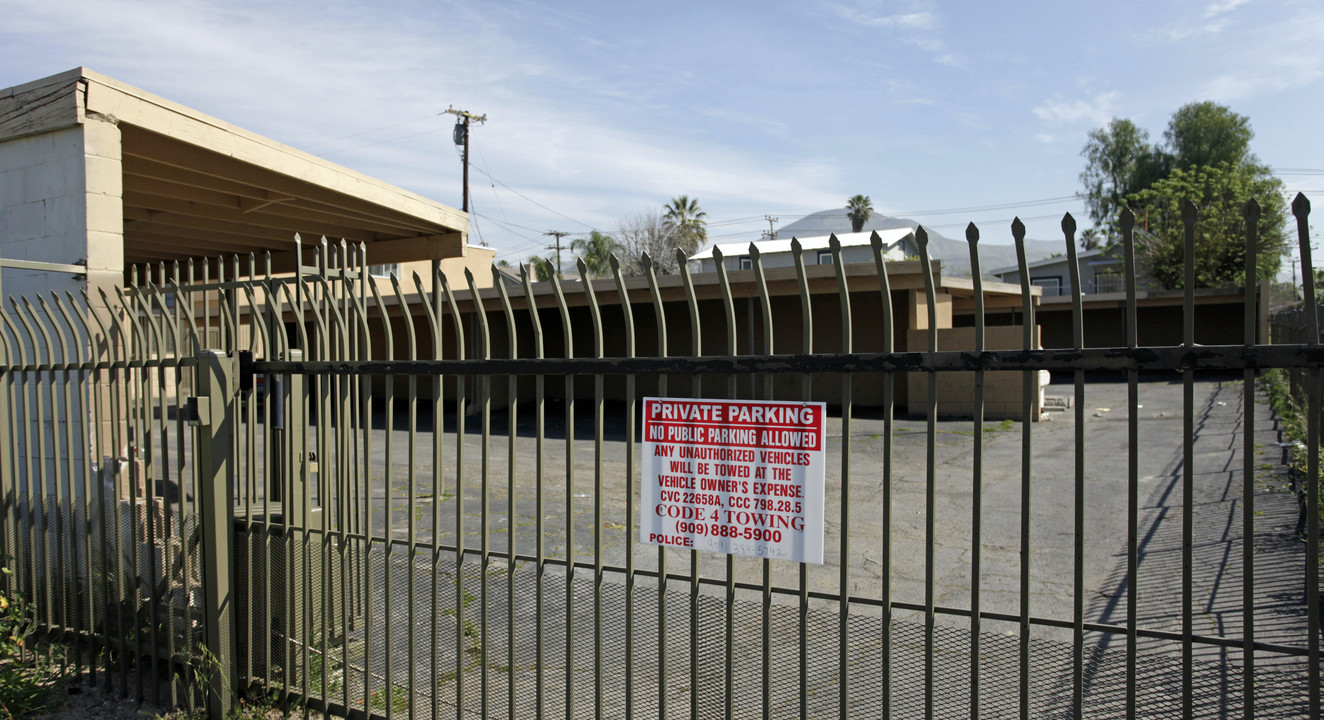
[30,673,178,720]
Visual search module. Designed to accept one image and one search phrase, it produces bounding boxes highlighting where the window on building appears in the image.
[1094,272,1124,294]
[368,263,401,279]
[738,257,753,270]
[817,250,833,265]
[1030,276,1062,296]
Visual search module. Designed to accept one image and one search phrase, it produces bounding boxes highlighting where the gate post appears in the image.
[194,349,237,719]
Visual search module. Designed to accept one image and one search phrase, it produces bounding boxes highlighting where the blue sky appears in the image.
[3,0,1323,269]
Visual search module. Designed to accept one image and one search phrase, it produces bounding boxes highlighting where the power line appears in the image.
[470,165,595,230]
[884,196,1080,217]
[544,231,572,274]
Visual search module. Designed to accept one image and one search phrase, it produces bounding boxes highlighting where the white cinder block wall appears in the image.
[0,118,123,302]
[1,118,124,493]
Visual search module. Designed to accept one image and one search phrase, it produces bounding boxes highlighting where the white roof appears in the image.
[689,227,914,261]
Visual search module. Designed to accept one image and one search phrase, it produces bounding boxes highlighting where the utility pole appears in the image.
[762,215,779,241]
[445,106,487,214]
[544,231,571,276]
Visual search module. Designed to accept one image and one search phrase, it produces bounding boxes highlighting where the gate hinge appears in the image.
[238,350,255,391]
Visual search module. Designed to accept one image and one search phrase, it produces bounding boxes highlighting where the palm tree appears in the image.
[663,195,708,256]
[571,230,617,277]
[1078,227,1104,251]
[846,194,873,233]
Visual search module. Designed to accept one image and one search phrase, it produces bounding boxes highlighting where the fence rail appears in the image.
[0,197,1320,719]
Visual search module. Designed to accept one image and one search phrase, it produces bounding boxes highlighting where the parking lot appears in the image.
[303,373,1313,716]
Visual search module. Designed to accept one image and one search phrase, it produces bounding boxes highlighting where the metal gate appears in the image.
[0,198,1320,719]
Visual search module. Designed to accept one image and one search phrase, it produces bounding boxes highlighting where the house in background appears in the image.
[688,228,917,273]
[988,246,1150,297]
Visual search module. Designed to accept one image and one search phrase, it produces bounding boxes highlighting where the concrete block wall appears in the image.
[1,118,125,472]
[1,120,123,303]
[906,325,1045,421]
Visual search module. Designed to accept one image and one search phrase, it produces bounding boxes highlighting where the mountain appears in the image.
[771,209,1063,278]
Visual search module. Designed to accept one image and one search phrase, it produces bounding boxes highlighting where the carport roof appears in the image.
[0,68,468,269]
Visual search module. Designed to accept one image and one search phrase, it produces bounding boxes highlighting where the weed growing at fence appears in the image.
[369,684,410,715]
[0,570,66,719]
[1260,369,1324,525]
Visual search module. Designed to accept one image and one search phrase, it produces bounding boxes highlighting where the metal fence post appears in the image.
[194,349,236,719]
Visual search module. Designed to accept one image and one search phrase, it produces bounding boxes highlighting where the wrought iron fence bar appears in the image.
[367,276,395,718]
[518,263,547,720]
[397,272,423,720]
[1012,218,1033,720]
[791,237,811,720]
[34,297,71,666]
[870,232,895,720]
[966,222,984,720]
[714,247,738,720]
[13,301,56,666]
[1063,212,1086,720]
[249,343,1324,378]
[918,227,938,720]
[0,356,203,373]
[442,267,469,720]
[609,255,637,720]
[464,267,492,720]
[678,251,702,720]
[1182,200,1197,720]
[640,252,667,720]
[0,258,87,275]
[85,297,126,696]
[751,244,774,720]
[578,258,607,720]
[1294,193,1321,720]
[421,262,444,720]
[492,266,520,720]
[549,271,576,720]
[829,236,853,720]
[1243,199,1260,720]
[1121,208,1139,720]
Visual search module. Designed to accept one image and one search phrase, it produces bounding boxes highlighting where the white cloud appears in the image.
[1033,91,1120,126]
[1194,10,1324,101]
[1204,0,1251,18]
[833,6,937,30]
[829,1,960,66]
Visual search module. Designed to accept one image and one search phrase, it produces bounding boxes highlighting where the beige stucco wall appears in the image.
[905,325,1045,421]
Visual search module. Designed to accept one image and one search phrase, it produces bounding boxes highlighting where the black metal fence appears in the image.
[0,196,1320,719]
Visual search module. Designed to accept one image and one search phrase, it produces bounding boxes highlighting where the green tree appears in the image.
[1078,118,1156,234]
[571,230,617,278]
[528,255,558,281]
[663,195,708,256]
[1126,162,1287,289]
[1164,101,1255,171]
[846,194,873,233]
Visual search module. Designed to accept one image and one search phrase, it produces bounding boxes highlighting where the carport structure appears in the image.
[0,67,470,304]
